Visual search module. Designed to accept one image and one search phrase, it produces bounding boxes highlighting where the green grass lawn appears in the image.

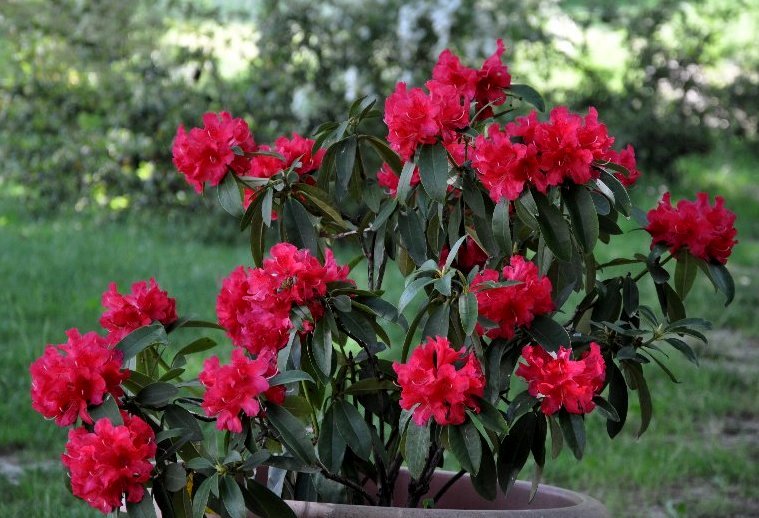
[1,142,757,517]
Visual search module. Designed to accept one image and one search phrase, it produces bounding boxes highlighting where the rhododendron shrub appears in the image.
[31,36,738,516]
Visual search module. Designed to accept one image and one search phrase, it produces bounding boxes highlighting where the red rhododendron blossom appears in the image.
[474,39,511,119]
[249,134,326,179]
[472,255,554,339]
[376,163,421,197]
[62,414,156,514]
[384,82,440,161]
[200,349,278,432]
[30,329,128,427]
[602,145,641,186]
[431,48,478,101]
[474,124,539,201]
[216,245,351,355]
[516,343,606,415]
[100,278,177,344]
[172,112,255,192]
[393,336,485,426]
[439,236,488,272]
[646,192,737,264]
[427,80,470,136]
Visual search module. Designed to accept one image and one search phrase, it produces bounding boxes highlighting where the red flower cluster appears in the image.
[384,40,509,161]
[199,349,283,433]
[244,132,326,208]
[516,343,606,415]
[602,144,641,186]
[62,414,156,514]
[472,255,553,339]
[393,336,485,426]
[100,278,177,344]
[474,107,629,201]
[646,192,737,264]
[216,243,350,355]
[30,329,128,427]
[172,112,255,192]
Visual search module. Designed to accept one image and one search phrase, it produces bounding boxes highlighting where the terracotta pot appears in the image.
[278,469,608,518]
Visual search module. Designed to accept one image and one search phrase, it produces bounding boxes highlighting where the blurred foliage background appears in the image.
[1,1,758,516]
[1,0,757,219]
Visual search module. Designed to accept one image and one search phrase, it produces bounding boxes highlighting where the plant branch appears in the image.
[432,469,466,504]
[632,253,674,282]
[320,468,377,505]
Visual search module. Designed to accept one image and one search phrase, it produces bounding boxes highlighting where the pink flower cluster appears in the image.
[172,112,256,192]
[393,336,485,426]
[646,192,737,264]
[62,414,156,513]
[474,107,638,202]
[516,343,606,415]
[100,278,177,344]
[384,39,510,161]
[472,255,554,339]
[30,329,128,427]
[216,243,350,355]
[199,348,284,433]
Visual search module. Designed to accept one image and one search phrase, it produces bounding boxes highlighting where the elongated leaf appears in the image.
[269,370,315,386]
[593,396,620,422]
[116,323,168,362]
[242,479,297,518]
[398,209,427,265]
[362,134,403,174]
[449,422,482,475]
[89,394,123,426]
[163,463,187,492]
[396,161,417,204]
[623,362,652,438]
[136,382,178,408]
[525,316,570,353]
[664,337,699,365]
[174,337,217,359]
[249,194,266,267]
[492,198,512,257]
[404,422,430,480]
[165,404,203,442]
[458,292,478,336]
[558,411,585,460]
[514,193,539,230]
[470,437,497,500]
[311,317,333,378]
[598,170,631,216]
[706,262,735,306]
[532,191,572,262]
[344,378,398,395]
[283,198,318,256]
[421,303,450,340]
[266,404,316,464]
[398,276,435,315]
[126,491,158,518]
[674,252,697,300]
[371,197,398,230]
[192,474,217,518]
[334,136,357,202]
[333,400,373,460]
[497,412,536,495]
[508,84,546,111]
[318,406,346,473]
[220,477,246,518]
[217,172,243,217]
[622,275,639,315]
[417,143,449,202]
[564,185,599,253]
[548,415,563,459]
[295,184,346,226]
[476,398,508,433]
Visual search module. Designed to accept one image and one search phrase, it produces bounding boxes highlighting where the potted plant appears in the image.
[30,37,737,517]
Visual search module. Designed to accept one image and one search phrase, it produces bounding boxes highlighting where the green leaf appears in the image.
[664,283,686,322]
[443,235,468,271]
[470,437,497,500]
[492,198,512,258]
[220,477,246,518]
[249,200,266,267]
[416,143,449,203]
[192,474,217,518]
[269,370,315,387]
[164,404,204,442]
[463,177,487,218]
[623,362,652,438]
[548,415,563,459]
[514,192,539,231]
[597,170,632,217]
[674,252,698,300]
[564,185,599,253]
[398,209,428,265]
[336,309,377,349]
[116,323,168,362]
[475,398,508,433]
[88,394,123,426]
[622,275,639,315]
[458,292,478,336]
[525,315,570,353]
[371,197,398,230]
[592,396,620,422]
[260,188,274,228]
[163,463,187,492]
[126,490,158,518]
[497,412,536,495]
[343,378,398,395]
[362,134,403,174]
[136,382,178,409]
[283,197,318,256]
[242,479,297,518]
[396,161,418,204]
[421,302,450,340]
[558,411,585,460]
[448,422,482,475]
[334,136,357,202]
[174,337,217,360]
[217,172,243,217]
[664,338,699,366]
[398,276,435,315]
[706,262,735,306]
[508,84,546,112]
[532,191,572,262]
[333,400,373,460]
[311,317,333,379]
[404,421,430,480]
[317,406,346,473]
[266,404,316,465]
[295,183,347,226]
